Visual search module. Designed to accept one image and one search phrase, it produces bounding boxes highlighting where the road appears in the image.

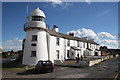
[2,57,118,79]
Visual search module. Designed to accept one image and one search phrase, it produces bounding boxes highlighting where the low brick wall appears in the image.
[89,59,101,66]
[109,55,113,58]
[78,61,89,67]
[116,54,119,57]
[54,55,115,67]
[54,60,81,67]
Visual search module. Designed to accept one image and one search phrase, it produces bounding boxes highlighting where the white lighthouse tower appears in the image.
[22,8,48,65]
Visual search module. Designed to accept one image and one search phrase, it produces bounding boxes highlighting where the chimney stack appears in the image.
[47,25,50,30]
[69,32,74,36]
[53,25,59,32]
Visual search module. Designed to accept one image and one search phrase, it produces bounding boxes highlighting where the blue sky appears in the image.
[2,2,118,51]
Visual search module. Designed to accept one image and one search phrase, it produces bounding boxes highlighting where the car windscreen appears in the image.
[37,61,52,65]
[38,61,43,65]
[43,61,52,65]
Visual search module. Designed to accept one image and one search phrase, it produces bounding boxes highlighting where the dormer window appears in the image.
[32,16,45,21]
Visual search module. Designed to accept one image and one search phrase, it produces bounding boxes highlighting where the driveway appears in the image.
[2,57,118,79]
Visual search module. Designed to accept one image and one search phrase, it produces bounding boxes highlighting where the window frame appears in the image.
[56,50,59,59]
[67,40,70,46]
[32,35,37,41]
[56,37,60,46]
[67,50,70,58]
[77,41,80,47]
[31,51,36,57]
[31,43,37,46]
[83,42,85,48]
[32,16,45,21]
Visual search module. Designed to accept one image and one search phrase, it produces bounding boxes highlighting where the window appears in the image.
[80,42,82,48]
[32,35,37,41]
[72,53,74,55]
[56,50,59,59]
[31,44,36,46]
[67,40,70,46]
[31,51,36,57]
[87,43,89,48]
[56,38,60,46]
[77,41,80,47]
[32,16,45,21]
[83,42,85,48]
[96,45,98,49]
[83,51,86,56]
[67,50,70,58]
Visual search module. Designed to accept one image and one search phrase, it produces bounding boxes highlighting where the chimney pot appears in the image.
[69,32,74,36]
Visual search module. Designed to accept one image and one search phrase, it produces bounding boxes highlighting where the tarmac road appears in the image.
[2,57,118,79]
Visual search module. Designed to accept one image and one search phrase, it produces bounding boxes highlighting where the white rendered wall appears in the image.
[23,29,48,65]
[56,37,64,61]
[49,36,56,63]
[28,21,46,28]
[48,36,65,63]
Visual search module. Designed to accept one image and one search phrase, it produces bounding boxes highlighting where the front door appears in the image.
[71,52,75,59]
[95,52,98,56]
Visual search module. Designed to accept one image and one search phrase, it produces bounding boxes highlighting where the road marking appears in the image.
[111,71,119,80]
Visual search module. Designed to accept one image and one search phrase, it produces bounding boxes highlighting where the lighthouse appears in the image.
[22,8,48,65]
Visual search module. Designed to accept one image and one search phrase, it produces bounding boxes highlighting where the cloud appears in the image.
[3,38,23,51]
[100,43,118,49]
[118,40,120,48]
[99,39,117,44]
[0,42,2,49]
[50,0,63,4]
[67,28,118,49]
[98,32,116,39]
[43,0,62,4]
[43,0,73,9]
[85,0,91,5]
[96,10,110,17]
[67,28,98,40]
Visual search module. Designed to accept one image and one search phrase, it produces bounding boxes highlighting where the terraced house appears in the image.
[22,8,100,65]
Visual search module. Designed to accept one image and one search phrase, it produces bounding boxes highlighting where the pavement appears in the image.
[2,57,118,79]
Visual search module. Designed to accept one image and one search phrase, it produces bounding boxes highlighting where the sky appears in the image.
[2,2,118,51]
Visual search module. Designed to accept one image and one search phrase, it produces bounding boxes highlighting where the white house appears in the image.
[22,8,100,66]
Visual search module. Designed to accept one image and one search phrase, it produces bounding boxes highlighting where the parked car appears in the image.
[10,57,16,61]
[35,60,54,72]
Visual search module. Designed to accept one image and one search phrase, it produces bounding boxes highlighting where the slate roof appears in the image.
[24,27,99,45]
[47,29,99,45]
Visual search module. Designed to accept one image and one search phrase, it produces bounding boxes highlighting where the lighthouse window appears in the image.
[32,16,45,21]
[31,44,36,46]
[56,38,60,46]
[32,35,37,41]
[31,51,36,57]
